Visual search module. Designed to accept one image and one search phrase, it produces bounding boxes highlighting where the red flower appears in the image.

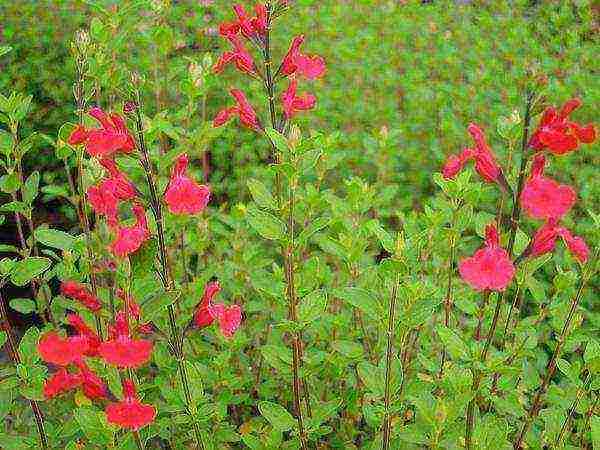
[164,154,211,215]
[67,314,101,357]
[193,281,222,328]
[442,124,508,190]
[214,35,256,76]
[520,154,576,220]
[38,331,88,366]
[459,223,515,291]
[529,98,596,155]
[61,281,102,312]
[209,303,242,339]
[106,379,156,430]
[213,89,261,130]
[282,79,316,120]
[68,108,135,158]
[44,368,82,399]
[99,311,153,368]
[280,35,326,80]
[523,219,589,264]
[109,204,151,258]
[74,360,109,400]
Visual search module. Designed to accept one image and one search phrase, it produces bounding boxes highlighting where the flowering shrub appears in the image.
[0,2,599,450]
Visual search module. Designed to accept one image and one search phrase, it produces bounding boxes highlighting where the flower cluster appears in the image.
[60,281,102,312]
[193,280,242,339]
[69,109,211,259]
[212,2,326,130]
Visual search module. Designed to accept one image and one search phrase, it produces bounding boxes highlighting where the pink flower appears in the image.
[106,379,156,430]
[67,314,101,357]
[73,360,109,400]
[209,303,242,339]
[44,368,82,399]
[61,281,102,312]
[442,148,475,179]
[282,79,316,120]
[193,281,222,328]
[99,311,153,368]
[523,219,589,264]
[529,98,596,155]
[520,154,576,220]
[280,35,326,80]
[214,35,256,76]
[38,332,88,366]
[459,223,515,291]
[213,89,261,130]
[164,154,210,215]
[69,108,135,158]
[109,204,151,258]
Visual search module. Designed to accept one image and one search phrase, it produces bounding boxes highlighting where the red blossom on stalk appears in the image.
[99,310,153,368]
[280,35,326,80]
[520,154,576,220]
[282,79,316,119]
[73,360,109,400]
[61,281,102,312]
[164,154,211,215]
[214,35,257,76]
[44,368,82,399]
[105,379,156,430]
[38,331,88,366]
[193,280,222,328]
[442,124,509,190]
[522,219,589,264]
[529,98,596,155]
[213,89,261,130]
[67,314,101,357]
[68,108,135,158]
[109,203,151,258]
[459,223,515,292]
[231,4,267,38]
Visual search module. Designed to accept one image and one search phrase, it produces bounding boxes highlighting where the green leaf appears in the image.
[18,326,40,366]
[247,178,277,211]
[246,206,286,241]
[366,219,396,254]
[265,128,290,155]
[130,237,158,277]
[0,130,14,156]
[297,217,331,247]
[0,46,12,57]
[436,324,470,361]
[298,290,327,325]
[0,201,28,214]
[332,340,364,359]
[0,331,6,348]
[0,244,18,253]
[34,228,77,251]
[74,407,114,446]
[333,287,383,321]
[22,171,39,204]
[591,416,599,450]
[140,290,179,322]
[10,257,52,286]
[357,361,385,398]
[9,298,36,315]
[0,172,20,194]
[258,401,297,432]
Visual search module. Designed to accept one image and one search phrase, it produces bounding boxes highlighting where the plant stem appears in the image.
[131,98,205,450]
[0,291,49,449]
[475,290,491,341]
[465,90,535,449]
[439,221,457,376]
[382,273,401,450]
[513,254,596,449]
[579,392,599,446]
[555,370,590,447]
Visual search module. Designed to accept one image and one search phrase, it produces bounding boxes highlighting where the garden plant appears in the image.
[0,1,598,449]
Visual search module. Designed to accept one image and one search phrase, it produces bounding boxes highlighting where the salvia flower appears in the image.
[67,314,101,357]
[99,310,153,368]
[44,368,82,399]
[214,35,257,76]
[209,303,242,339]
[458,223,515,291]
[232,4,267,38]
[61,281,102,312]
[109,203,151,258]
[164,154,211,215]
[522,219,589,264]
[68,107,135,158]
[74,360,109,400]
[193,280,222,328]
[529,98,596,155]
[106,379,156,430]
[38,331,88,366]
[280,35,326,80]
[282,79,316,120]
[520,154,576,220]
[213,89,261,130]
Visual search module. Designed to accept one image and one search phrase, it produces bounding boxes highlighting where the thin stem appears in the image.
[556,370,591,447]
[131,98,205,450]
[439,223,457,376]
[513,256,596,449]
[0,291,49,449]
[382,273,401,450]
[475,290,491,341]
[579,392,599,446]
